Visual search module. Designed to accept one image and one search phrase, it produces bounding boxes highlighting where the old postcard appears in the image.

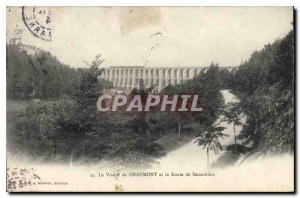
[6,6,294,192]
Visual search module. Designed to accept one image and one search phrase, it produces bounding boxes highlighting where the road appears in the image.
[153,89,245,170]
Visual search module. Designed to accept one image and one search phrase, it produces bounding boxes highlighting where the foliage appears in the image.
[231,30,294,153]
[194,124,227,166]
[221,102,243,126]
[220,102,244,144]
[6,44,81,100]
[7,99,75,159]
[195,125,228,153]
[162,62,224,126]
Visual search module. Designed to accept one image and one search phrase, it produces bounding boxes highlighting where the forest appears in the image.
[6,28,294,167]
[230,29,294,154]
[7,45,80,100]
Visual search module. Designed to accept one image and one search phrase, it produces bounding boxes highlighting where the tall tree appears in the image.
[65,54,104,166]
[220,102,244,144]
[195,125,227,167]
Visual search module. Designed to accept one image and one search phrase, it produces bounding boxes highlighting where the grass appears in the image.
[7,100,32,113]
[153,122,200,154]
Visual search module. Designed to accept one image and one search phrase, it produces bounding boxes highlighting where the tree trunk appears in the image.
[69,149,73,170]
[233,124,237,144]
[207,147,209,168]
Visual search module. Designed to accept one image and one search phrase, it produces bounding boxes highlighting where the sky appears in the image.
[7,7,293,68]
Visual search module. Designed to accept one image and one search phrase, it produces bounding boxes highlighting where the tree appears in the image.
[220,102,244,144]
[65,54,104,167]
[171,111,192,136]
[194,125,228,167]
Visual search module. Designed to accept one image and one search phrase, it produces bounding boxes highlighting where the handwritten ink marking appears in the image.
[6,168,40,191]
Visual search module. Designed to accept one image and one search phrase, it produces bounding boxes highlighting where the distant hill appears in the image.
[6,43,81,100]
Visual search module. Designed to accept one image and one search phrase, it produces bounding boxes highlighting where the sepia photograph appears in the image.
[5,5,294,192]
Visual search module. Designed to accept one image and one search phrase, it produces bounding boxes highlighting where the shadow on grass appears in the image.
[211,143,251,168]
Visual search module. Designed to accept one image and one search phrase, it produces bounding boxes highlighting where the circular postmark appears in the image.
[22,7,52,41]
